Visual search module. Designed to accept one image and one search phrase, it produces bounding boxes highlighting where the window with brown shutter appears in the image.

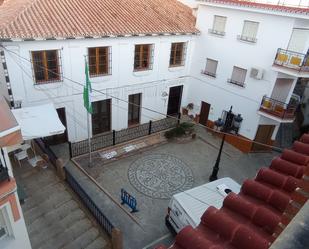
[134,44,153,71]
[31,50,61,83]
[88,47,111,77]
[169,42,186,67]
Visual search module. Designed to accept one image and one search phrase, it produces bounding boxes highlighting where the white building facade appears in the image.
[1,0,309,152]
[186,0,309,151]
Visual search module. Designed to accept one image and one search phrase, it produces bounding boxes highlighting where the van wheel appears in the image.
[165,215,177,236]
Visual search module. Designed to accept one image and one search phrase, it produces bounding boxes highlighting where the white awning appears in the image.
[12,103,66,140]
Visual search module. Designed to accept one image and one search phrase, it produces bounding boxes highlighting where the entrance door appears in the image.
[199,101,211,126]
[92,99,111,135]
[44,107,68,145]
[167,85,183,116]
[252,125,275,152]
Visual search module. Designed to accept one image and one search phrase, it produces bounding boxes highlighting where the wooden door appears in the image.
[199,101,211,126]
[167,85,183,116]
[44,108,68,145]
[92,99,111,135]
[252,125,275,152]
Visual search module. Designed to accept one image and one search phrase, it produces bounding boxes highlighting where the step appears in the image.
[28,200,81,235]
[84,237,108,249]
[24,191,72,225]
[22,183,66,212]
[62,227,100,249]
[38,218,93,249]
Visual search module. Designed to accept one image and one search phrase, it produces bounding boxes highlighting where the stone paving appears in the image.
[13,160,110,249]
[68,127,279,249]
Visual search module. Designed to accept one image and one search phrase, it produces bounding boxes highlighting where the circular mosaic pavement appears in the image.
[128,154,194,199]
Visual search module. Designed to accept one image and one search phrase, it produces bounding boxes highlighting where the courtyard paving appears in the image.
[70,127,279,248]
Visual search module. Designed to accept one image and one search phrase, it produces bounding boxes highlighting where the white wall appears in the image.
[0,195,31,249]
[187,4,299,139]
[3,35,194,142]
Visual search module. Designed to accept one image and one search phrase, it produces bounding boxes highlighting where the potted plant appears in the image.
[182,103,194,116]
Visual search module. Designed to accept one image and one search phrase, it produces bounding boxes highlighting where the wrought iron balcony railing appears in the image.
[208,28,225,36]
[259,96,297,120]
[201,69,216,78]
[273,48,309,72]
[237,35,257,43]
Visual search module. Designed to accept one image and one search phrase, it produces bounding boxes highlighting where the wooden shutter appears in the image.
[213,16,226,33]
[231,66,247,84]
[288,28,309,53]
[205,58,218,76]
[242,21,259,39]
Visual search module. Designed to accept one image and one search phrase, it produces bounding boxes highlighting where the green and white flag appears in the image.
[83,58,93,114]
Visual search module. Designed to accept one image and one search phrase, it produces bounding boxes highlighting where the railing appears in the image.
[237,35,257,43]
[34,138,58,168]
[273,48,309,72]
[201,69,216,78]
[208,28,225,36]
[259,96,297,120]
[70,117,179,158]
[227,79,245,88]
[64,167,114,236]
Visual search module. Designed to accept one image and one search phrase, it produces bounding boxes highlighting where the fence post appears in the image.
[177,112,181,125]
[68,141,73,158]
[113,130,116,146]
[112,228,123,249]
[148,120,152,135]
[56,158,66,181]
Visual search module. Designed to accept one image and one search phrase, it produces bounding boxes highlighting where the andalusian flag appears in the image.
[83,59,93,114]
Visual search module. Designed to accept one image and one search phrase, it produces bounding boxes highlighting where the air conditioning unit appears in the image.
[250,67,264,80]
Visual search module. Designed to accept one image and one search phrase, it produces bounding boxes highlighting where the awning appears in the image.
[12,103,65,140]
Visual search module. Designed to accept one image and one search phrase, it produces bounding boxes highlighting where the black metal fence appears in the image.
[70,117,178,158]
[64,167,114,236]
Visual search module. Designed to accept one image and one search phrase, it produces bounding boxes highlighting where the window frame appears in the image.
[228,66,247,87]
[238,20,259,43]
[209,15,227,36]
[31,49,62,84]
[202,58,218,78]
[88,46,112,77]
[128,93,142,127]
[169,42,187,67]
[134,44,154,71]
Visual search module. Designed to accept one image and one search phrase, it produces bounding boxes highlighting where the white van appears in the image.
[165,177,241,233]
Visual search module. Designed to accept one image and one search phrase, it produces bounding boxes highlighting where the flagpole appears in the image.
[84,55,92,167]
[87,108,92,167]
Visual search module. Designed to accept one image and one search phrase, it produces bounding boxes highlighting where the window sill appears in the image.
[133,70,152,77]
[227,79,245,88]
[90,73,111,78]
[208,29,225,37]
[34,80,63,85]
[168,65,185,72]
[237,35,257,44]
[201,70,216,78]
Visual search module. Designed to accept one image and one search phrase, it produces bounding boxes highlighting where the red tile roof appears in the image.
[200,0,309,15]
[156,133,309,249]
[0,0,198,39]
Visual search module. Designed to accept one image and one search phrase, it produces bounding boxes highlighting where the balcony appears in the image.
[272,48,309,77]
[0,163,9,183]
[258,96,297,123]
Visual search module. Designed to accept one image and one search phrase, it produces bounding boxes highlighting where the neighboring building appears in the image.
[0,0,309,152]
[0,0,198,144]
[0,96,31,249]
[188,0,309,152]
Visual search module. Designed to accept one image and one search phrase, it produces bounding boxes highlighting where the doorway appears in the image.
[44,107,68,145]
[252,125,275,152]
[199,101,211,126]
[128,93,141,127]
[167,85,183,116]
[92,99,111,135]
